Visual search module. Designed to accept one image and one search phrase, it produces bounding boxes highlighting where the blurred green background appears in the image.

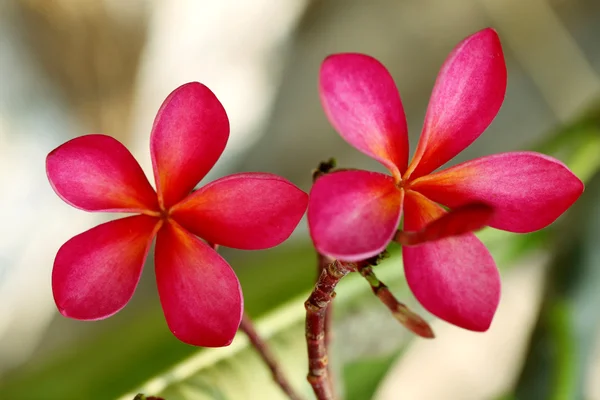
[1,0,600,399]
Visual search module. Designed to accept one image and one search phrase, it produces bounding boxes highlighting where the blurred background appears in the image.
[1,0,600,399]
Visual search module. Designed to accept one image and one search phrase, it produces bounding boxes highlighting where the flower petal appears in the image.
[154,221,243,347]
[320,54,409,179]
[395,202,493,246]
[410,152,584,233]
[151,82,229,209]
[46,134,159,212]
[172,173,308,250]
[308,170,403,261]
[406,28,507,179]
[402,191,500,331]
[52,215,159,320]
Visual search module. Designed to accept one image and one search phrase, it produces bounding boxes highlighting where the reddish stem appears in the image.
[239,314,305,400]
[305,259,363,400]
[357,264,434,338]
[317,253,335,382]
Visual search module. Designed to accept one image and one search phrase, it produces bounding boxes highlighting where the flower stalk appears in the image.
[305,259,367,400]
[312,158,339,397]
[317,253,335,371]
[356,262,434,338]
[239,314,305,400]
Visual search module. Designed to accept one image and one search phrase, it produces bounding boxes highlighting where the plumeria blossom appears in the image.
[308,28,583,331]
[47,82,308,347]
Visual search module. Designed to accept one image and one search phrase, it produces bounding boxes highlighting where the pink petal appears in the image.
[52,215,160,320]
[395,202,493,246]
[47,135,159,212]
[154,221,243,347]
[308,170,403,262]
[320,54,409,179]
[405,28,507,179]
[171,173,308,250]
[409,151,584,233]
[151,82,229,209]
[402,190,500,331]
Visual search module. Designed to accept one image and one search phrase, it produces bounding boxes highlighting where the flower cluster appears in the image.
[46,28,584,355]
[307,28,583,331]
[47,83,308,346]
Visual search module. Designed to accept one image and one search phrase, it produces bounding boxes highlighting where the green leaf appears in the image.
[117,227,545,400]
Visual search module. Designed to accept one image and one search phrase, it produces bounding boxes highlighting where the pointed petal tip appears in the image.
[174,292,243,347]
[477,27,499,38]
[463,28,502,53]
[469,319,494,333]
[171,324,239,348]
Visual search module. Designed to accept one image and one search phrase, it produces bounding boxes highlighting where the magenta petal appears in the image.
[406,28,507,179]
[308,170,403,261]
[154,221,243,347]
[172,173,308,250]
[47,135,159,212]
[151,82,229,208]
[52,215,159,320]
[410,151,584,233]
[402,191,500,331]
[320,54,409,178]
[396,202,493,246]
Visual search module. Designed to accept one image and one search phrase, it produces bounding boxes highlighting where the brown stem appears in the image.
[312,158,338,398]
[239,314,305,400]
[357,264,435,339]
[306,259,362,400]
[317,252,335,396]
[209,242,304,400]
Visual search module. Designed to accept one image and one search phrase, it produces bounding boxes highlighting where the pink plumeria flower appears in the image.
[308,28,583,331]
[47,82,308,346]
